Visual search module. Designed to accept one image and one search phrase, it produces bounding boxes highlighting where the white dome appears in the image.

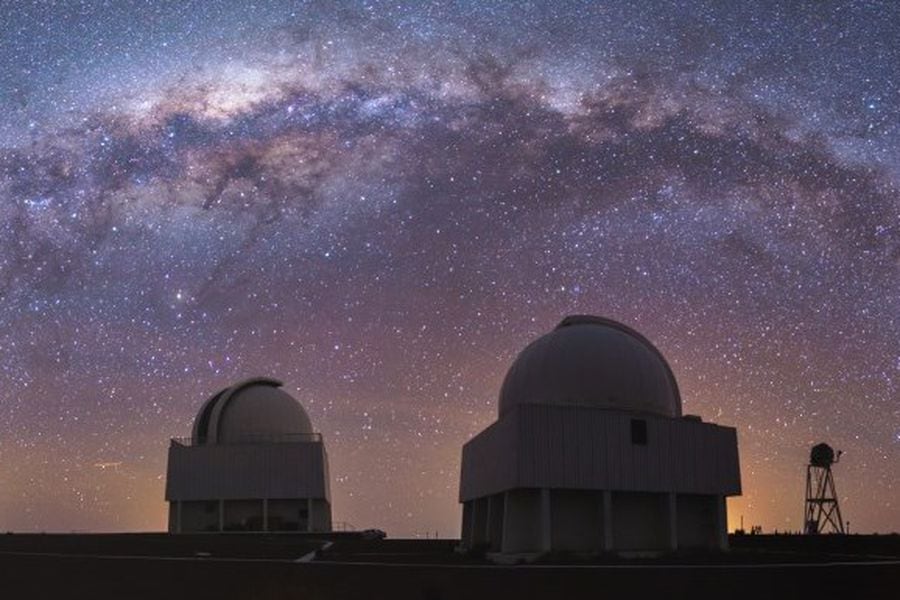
[499,316,682,418]
[192,377,314,444]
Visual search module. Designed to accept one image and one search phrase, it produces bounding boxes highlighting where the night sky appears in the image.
[1,1,898,536]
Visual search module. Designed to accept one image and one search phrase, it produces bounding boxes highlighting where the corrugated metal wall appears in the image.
[166,441,329,501]
[458,416,519,501]
[460,405,740,501]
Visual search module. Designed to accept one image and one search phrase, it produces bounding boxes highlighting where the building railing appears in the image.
[170,432,323,447]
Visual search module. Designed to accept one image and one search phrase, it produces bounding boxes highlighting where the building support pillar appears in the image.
[218,499,225,532]
[485,495,493,546]
[461,501,473,547]
[176,500,182,534]
[715,495,728,550]
[500,492,510,553]
[262,499,268,532]
[307,498,314,533]
[470,500,477,545]
[540,488,552,553]
[477,499,483,545]
[602,490,613,551]
[667,493,678,551]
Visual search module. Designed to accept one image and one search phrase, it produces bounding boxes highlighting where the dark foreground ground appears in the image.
[1,532,898,600]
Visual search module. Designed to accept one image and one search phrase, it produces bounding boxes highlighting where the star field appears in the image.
[0,1,898,536]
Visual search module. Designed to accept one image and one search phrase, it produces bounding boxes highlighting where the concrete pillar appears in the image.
[307,498,314,533]
[262,499,268,532]
[668,493,678,551]
[485,495,493,544]
[461,501,473,547]
[540,488,552,552]
[716,495,729,550]
[602,490,613,551]
[218,499,225,532]
[501,492,510,553]
[470,499,480,544]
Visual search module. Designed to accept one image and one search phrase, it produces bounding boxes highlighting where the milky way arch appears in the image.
[0,1,898,535]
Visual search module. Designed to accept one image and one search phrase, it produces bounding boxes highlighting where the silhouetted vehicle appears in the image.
[361,529,386,540]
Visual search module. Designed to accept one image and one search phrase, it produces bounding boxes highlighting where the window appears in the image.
[631,418,647,445]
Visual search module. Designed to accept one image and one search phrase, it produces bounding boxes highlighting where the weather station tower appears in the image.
[804,443,845,535]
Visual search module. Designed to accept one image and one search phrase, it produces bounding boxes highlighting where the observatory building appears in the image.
[165,377,332,533]
[458,316,741,554]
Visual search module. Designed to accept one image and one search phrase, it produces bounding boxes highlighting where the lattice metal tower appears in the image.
[804,442,845,535]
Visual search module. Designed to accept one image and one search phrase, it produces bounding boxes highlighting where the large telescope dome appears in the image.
[499,315,682,418]
[191,377,314,444]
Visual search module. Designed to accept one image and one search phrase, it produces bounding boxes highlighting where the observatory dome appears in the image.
[191,377,314,444]
[499,316,682,418]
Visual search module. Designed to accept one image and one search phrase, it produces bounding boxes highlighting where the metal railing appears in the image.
[171,432,322,447]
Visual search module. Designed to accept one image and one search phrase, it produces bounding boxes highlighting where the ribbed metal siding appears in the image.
[460,404,741,501]
[458,416,519,501]
[166,441,329,501]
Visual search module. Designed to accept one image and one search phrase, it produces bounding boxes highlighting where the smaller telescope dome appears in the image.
[191,377,314,444]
